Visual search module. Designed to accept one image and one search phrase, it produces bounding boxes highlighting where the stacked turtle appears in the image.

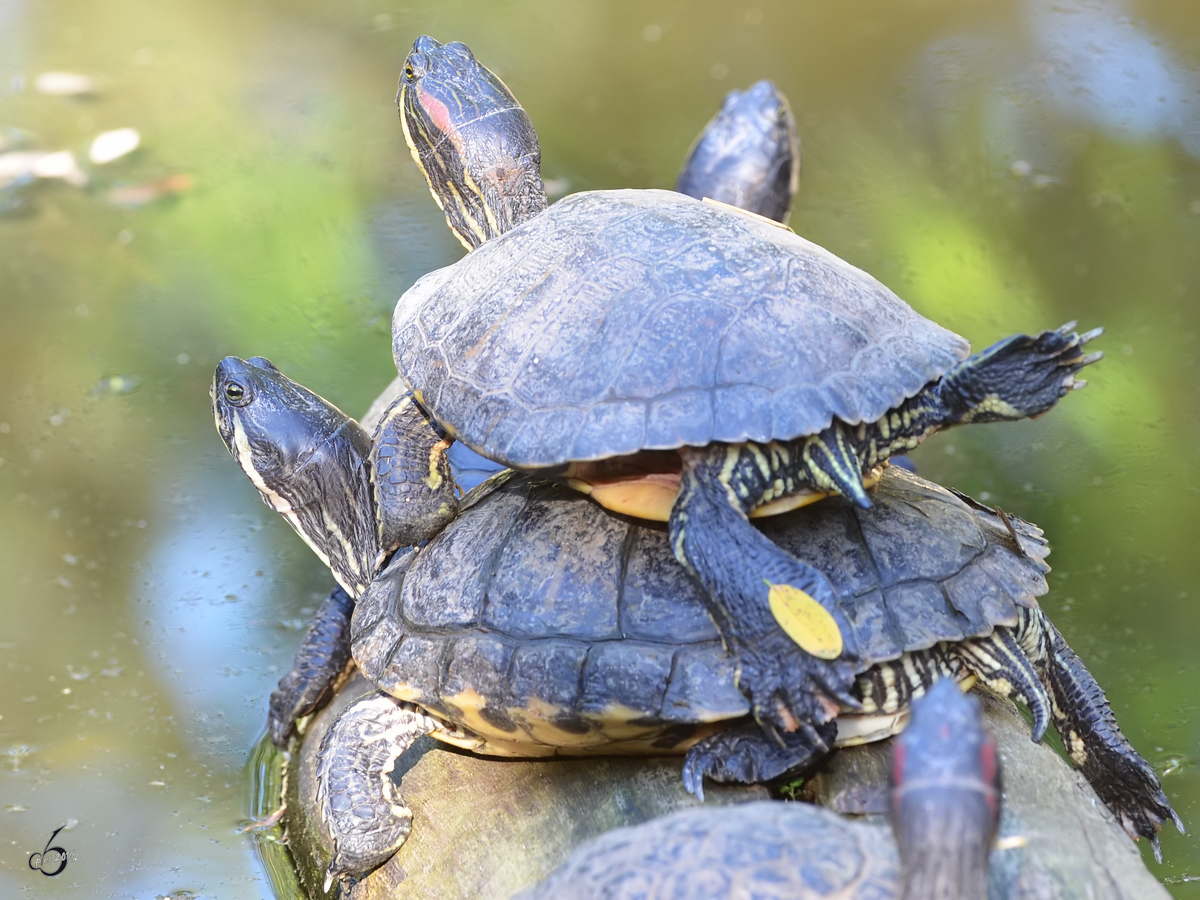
[216,36,1180,895]
[517,680,1000,900]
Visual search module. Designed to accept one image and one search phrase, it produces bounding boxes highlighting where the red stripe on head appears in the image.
[417,86,455,141]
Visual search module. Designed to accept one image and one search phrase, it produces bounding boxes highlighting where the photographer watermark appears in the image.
[28,825,72,877]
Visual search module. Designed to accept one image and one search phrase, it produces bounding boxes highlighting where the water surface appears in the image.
[2,0,1199,896]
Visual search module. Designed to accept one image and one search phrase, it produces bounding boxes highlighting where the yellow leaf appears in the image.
[767,582,844,660]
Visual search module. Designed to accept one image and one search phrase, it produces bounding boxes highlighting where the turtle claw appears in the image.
[268,586,355,747]
[681,756,707,801]
[732,624,859,734]
[1139,803,1186,865]
[1035,610,1183,854]
[681,717,836,798]
[938,322,1104,426]
[1105,762,1182,852]
[1149,835,1162,866]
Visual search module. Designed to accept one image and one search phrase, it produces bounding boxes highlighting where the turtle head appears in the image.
[397,36,547,249]
[890,680,1000,897]
[676,80,799,224]
[212,356,381,596]
[211,356,362,484]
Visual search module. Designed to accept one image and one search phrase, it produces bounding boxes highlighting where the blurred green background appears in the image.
[1,0,1198,896]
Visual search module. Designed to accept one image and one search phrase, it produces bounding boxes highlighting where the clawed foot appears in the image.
[1039,613,1184,861]
[1091,746,1184,862]
[670,446,863,742]
[268,586,355,747]
[682,717,837,801]
[944,321,1103,424]
[732,623,861,736]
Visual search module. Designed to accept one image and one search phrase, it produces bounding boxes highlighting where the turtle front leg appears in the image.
[372,392,460,552]
[669,445,862,736]
[268,585,356,747]
[682,717,837,801]
[315,691,441,892]
[1015,608,1182,859]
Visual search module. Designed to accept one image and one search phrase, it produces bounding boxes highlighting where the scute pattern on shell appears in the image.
[513,800,898,900]
[348,468,1049,746]
[393,189,971,467]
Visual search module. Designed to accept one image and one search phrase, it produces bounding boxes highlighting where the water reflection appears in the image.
[917,0,1200,181]
[1027,0,1200,153]
[138,474,294,765]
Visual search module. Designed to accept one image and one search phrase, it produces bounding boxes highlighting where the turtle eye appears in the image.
[404,51,429,82]
[224,381,250,406]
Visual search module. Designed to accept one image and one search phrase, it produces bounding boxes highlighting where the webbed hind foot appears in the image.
[937,321,1103,425]
[316,692,440,890]
[1026,609,1183,859]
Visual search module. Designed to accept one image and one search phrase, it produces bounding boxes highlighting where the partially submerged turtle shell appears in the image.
[392,189,970,468]
[350,467,1049,755]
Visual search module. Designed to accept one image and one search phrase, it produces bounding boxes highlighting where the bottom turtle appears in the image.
[519,679,999,900]
[211,359,1179,891]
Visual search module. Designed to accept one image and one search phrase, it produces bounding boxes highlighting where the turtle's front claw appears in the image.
[682,717,836,797]
[732,626,859,735]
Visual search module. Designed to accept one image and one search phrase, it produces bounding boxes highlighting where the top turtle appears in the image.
[391,37,1102,736]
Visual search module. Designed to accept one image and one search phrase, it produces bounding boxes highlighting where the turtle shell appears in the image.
[349,467,1049,756]
[392,189,970,468]
[515,800,898,900]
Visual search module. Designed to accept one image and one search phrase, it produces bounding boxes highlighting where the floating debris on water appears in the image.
[34,71,97,97]
[107,174,193,208]
[34,150,88,185]
[89,127,139,164]
[0,150,88,188]
[91,374,141,396]
[6,744,33,772]
[1161,754,1192,777]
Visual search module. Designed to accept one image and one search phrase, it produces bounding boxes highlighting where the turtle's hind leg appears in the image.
[1016,607,1183,859]
[268,586,356,747]
[682,717,837,801]
[670,445,862,736]
[934,322,1103,426]
[315,692,441,891]
[953,624,1052,742]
